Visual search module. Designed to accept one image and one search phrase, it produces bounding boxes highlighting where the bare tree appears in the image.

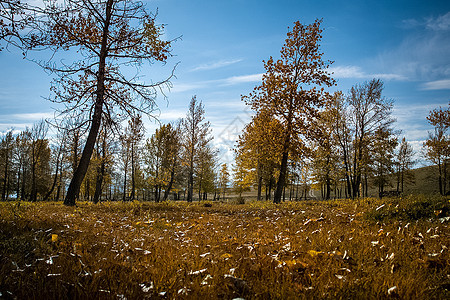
[43,129,67,201]
[29,120,49,202]
[342,79,395,198]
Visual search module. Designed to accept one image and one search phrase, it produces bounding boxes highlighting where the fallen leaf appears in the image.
[51,234,58,242]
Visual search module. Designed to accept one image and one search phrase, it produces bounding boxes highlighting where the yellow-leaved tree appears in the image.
[424,106,450,195]
[243,19,335,203]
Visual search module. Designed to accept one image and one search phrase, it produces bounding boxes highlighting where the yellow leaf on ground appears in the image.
[307,250,322,257]
[284,259,308,268]
[51,234,58,242]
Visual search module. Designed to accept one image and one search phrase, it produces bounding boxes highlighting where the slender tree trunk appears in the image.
[274,149,289,203]
[274,135,290,204]
[155,186,158,202]
[123,167,128,201]
[16,165,21,200]
[31,157,37,202]
[163,163,176,201]
[93,161,104,204]
[20,166,26,200]
[198,178,202,201]
[43,158,60,201]
[85,178,91,201]
[326,178,331,200]
[289,182,293,201]
[187,166,194,202]
[2,150,8,201]
[342,147,353,199]
[257,159,262,201]
[401,171,404,193]
[56,173,61,201]
[93,135,106,204]
[268,179,273,200]
[64,0,113,206]
[130,143,135,200]
[444,159,447,195]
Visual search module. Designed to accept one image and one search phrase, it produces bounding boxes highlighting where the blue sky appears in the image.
[1,0,449,165]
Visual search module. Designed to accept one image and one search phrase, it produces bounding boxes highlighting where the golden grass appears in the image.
[0,197,448,299]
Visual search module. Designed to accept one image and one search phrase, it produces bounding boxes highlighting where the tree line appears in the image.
[1,2,448,204]
[0,96,233,202]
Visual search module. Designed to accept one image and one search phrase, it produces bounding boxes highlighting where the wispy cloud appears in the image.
[421,79,450,90]
[329,65,406,81]
[426,11,450,31]
[171,73,263,93]
[0,112,55,134]
[191,59,243,72]
[11,112,54,120]
[159,109,186,120]
[221,73,263,85]
[379,11,450,82]
[401,12,450,31]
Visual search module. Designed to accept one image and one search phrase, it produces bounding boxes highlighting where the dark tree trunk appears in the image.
[187,169,194,202]
[2,149,8,201]
[85,178,91,201]
[56,173,61,201]
[93,136,106,204]
[93,162,104,204]
[274,149,289,204]
[154,185,160,202]
[43,159,60,201]
[16,165,20,200]
[162,164,176,201]
[20,166,26,200]
[130,143,135,200]
[123,167,128,202]
[64,0,113,206]
[31,156,37,202]
[257,159,262,201]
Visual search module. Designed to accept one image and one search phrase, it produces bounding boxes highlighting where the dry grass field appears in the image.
[0,196,449,299]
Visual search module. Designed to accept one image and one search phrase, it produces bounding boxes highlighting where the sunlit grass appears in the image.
[0,196,448,299]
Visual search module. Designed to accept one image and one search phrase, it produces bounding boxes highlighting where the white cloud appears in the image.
[221,73,263,85]
[0,112,54,132]
[329,65,406,81]
[11,112,54,120]
[421,79,450,90]
[426,12,450,31]
[191,59,243,72]
[159,109,186,120]
[377,12,450,82]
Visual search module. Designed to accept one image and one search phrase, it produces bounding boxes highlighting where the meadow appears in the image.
[0,195,448,299]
